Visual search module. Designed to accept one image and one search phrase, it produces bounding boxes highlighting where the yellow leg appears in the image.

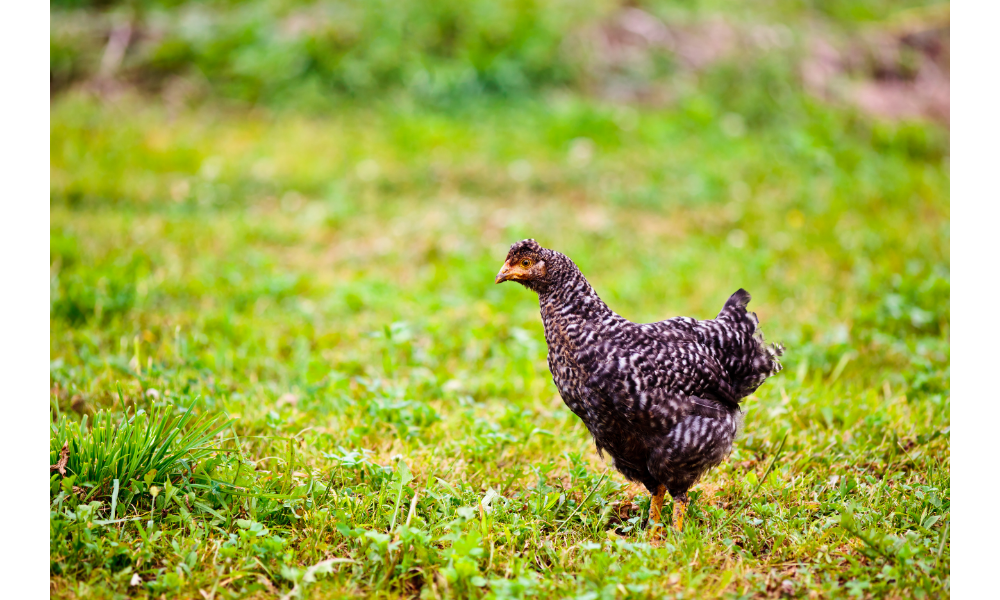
[649,485,666,535]
[672,496,689,532]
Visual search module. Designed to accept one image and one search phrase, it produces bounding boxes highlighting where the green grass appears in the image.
[50,395,231,504]
[50,4,948,595]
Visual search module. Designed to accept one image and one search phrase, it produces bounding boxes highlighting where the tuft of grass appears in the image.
[49,395,231,506]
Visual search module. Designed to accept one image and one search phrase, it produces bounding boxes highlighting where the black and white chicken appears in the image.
[495,239,784,532]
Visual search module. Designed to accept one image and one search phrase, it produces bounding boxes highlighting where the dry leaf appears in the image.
[50,442,70,476]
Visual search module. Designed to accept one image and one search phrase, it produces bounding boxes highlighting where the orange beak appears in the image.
[495,260,513,284]
[495,259,532,284]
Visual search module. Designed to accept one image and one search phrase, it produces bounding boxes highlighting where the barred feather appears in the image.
[501,240,784,501]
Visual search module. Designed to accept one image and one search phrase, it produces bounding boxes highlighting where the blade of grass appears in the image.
[712,432,789,536]
[110,478,120,521]
[937,517,949,563]
[556,469,608,534]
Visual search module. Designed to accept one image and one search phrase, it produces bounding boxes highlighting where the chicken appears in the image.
[495,239,783,532]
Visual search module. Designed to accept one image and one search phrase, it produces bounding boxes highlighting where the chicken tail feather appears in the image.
[715,288,784,397]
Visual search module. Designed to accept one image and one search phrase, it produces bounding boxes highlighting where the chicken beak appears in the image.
[495,261,513,284]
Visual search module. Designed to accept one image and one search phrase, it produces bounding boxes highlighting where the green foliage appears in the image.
[50,241,151,325]
[50,399,231,501]
[51,0,610,103]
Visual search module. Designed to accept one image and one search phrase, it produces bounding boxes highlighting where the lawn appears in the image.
[50,2,949,598]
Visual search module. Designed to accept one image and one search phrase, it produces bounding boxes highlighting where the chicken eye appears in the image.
[521,259,531,268]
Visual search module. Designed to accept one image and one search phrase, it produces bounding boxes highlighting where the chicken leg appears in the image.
[672,493,689,532]
[649,485,667,535]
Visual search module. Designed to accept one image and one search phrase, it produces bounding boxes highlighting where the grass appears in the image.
[50,395,231,505]
[50,3,948,597]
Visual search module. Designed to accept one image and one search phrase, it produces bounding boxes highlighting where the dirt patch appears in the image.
[584,5,948,123]
[580,8,792,104]
[802,6,949,123]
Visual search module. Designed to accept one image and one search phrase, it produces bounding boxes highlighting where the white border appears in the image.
[951,0,998,596]
[0,0,52,593]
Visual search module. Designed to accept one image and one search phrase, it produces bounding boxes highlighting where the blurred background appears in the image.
[51,0,949,408]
